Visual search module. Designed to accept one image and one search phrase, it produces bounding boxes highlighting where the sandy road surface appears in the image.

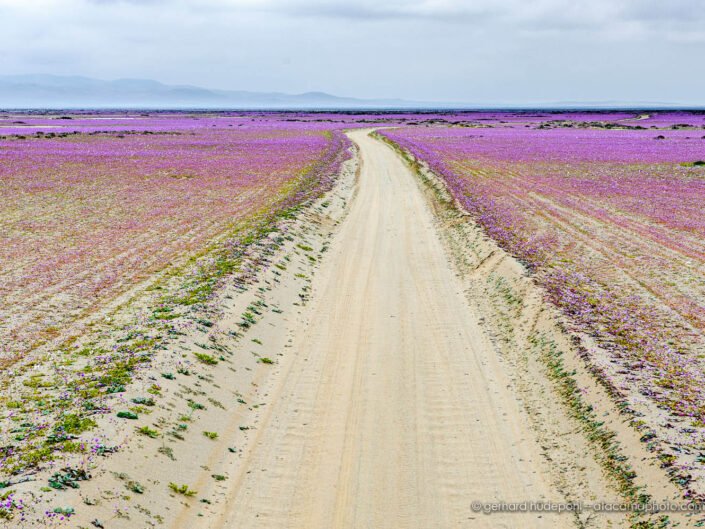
[204,130,565,528]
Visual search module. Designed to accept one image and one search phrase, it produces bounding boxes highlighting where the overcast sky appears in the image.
[0,0,703,104]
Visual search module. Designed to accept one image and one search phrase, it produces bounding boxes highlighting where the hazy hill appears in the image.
[0,74,425,109]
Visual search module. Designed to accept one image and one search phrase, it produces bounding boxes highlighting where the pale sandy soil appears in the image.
[9,130,696,528]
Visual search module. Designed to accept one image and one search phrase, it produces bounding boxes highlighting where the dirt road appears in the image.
[207,130,565,528]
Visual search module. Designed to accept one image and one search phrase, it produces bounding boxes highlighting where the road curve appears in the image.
[207,130,564,528]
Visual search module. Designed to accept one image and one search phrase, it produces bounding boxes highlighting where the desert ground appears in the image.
[2,118,702,528]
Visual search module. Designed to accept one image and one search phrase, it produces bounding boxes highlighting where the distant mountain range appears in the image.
[0,74,433,109]
[0,75,700,110]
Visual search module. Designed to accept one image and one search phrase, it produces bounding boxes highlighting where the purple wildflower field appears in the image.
[3,109,705,517]
[381,112,705,495]
[0,112,359,496]
[0,114,351,367]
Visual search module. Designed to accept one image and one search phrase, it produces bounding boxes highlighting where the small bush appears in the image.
[127,480,145,494]
[57,414,97,435]
[48,467,90,490]
[136,426,159,438]
[188,400,205,411]
[168,482,197,496]
[194,352,218,365]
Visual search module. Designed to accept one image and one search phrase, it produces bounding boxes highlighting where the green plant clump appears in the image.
[136,425,159,438]
[194,352,218,365]
[56,413,97,435]
[168,482,197,497]
[48,467,90,490]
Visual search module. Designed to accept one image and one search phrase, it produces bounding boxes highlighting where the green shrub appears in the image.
[194,352,218,365]
[136,426,159,438]
[168,482,197,496]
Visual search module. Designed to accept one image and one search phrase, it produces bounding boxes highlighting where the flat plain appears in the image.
[1,111,704,528]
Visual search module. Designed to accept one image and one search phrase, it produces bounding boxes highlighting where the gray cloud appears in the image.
[205,0,704,28]
[85,0,166,3]
[9,0,704,25]
[270,0,501,21]
[620,0,703,22]
[0,0,703,104]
